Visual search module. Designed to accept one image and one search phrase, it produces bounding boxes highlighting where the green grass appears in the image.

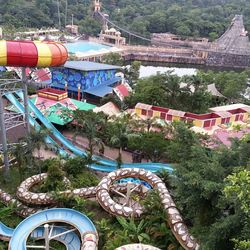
[70,170,100,188]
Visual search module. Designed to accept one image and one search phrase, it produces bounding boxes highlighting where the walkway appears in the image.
[62,129,134,162]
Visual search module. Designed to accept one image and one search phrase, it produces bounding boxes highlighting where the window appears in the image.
[160,112,166,119]
[141,109,147,116]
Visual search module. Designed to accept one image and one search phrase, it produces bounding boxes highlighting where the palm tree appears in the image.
[72,110,107,162]
[108,116,138,168]
[26,128,49,174]
[27,129,48,159]
[11,142,29,181]
[162,72,183,109]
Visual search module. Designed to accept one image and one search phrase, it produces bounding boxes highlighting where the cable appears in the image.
[97,11,198,50]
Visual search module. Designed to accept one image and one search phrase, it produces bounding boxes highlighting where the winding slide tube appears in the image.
[0,40,68,67]
[0,168,199,250]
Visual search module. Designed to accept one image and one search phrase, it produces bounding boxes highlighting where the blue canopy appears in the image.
[0,66,6,72]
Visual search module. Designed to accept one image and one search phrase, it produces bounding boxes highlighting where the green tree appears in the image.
[128,131,169,162]
[102,52,123,66]
[63,156,87,177]
[125,61,141,87]
[107,115,137,167]
[224,169,250,215]
[11,142,30,181]
[72,110,107,162]
[224,169,250,250]
[42,159,68,192]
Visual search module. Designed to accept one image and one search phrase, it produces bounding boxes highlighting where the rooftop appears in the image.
[64,61,121,72]
[209,103,250,112]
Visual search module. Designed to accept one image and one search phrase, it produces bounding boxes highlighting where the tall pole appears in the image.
[65,0,68,27]
[0,94,9,177]
[57,0,61,30]
[77,84,81,101]
[22,68,30,134]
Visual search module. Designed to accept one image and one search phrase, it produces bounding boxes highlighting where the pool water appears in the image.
[64,41,111,54]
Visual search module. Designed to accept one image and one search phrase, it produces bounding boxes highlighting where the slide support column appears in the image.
[22,67,30,134]
[0,94,9,176]
[44,224,50,250]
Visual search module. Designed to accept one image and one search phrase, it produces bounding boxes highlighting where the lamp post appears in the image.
[22,67,30,134]
[65,82,68,92]
[77,84,81,101]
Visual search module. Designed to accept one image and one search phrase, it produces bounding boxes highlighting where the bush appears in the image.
[63,157,87,177]
[71,170,99,188]
[41,159,68,192]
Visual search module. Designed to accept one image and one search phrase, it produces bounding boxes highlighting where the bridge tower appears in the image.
[94,0,101,12]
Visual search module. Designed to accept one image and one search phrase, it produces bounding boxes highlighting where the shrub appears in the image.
[41,159,68,192]
[63,156,87,177]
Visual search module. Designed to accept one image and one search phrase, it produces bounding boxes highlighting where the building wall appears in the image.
[51,68,117,92]
[135,104,250,128]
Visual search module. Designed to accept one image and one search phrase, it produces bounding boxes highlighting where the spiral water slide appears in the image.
[7,208,97,250]
[0,168,199,250]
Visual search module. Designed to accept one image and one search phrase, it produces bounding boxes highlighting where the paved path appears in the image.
[62,130,134,162]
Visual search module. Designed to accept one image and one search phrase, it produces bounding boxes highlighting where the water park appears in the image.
[0,38,249,250]
[0,40,203,250]
[0,0,249,249]
[0,37,249,250]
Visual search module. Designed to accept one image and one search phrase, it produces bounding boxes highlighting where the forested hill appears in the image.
[1,0,250,40]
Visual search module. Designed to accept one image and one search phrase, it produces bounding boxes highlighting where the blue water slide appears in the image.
[9,208,97,250]
[16,91,88,158]
[4,93,68,158]
[14,91,173,173]
[0,222,14,240]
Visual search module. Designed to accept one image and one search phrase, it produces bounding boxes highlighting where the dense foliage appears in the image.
[1,0,250,40]
[124,69,250,113]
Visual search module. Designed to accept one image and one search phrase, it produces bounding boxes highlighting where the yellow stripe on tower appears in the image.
[0,41,7,66]
[34,41,52,67]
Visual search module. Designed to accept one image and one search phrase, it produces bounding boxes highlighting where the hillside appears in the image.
[1,0,250,40]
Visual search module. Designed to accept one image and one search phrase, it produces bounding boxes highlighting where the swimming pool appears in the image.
[64,41,111,54]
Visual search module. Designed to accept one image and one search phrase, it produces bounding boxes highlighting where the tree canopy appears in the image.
[2,0,250,41]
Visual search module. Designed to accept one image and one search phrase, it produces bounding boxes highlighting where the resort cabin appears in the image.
[50,61,122,103]
[135,103,250,128]
[209,103,250,122]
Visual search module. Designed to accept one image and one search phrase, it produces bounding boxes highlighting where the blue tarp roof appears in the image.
[84,76,121,97]
[64,61,121,72]
[85,85,113,97]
